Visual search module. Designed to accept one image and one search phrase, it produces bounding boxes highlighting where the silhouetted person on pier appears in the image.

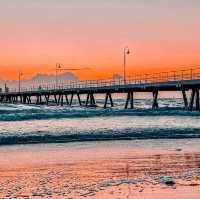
[4,83,9,93]
[38,85,42,90]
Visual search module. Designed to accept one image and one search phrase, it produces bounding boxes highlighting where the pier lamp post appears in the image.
[18,72,23,93]
[123,46,130,84]
[56,63,61,89]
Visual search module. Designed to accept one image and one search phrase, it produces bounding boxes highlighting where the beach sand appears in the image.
[0,139,200,198]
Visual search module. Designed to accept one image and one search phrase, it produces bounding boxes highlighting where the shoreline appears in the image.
[0,139,200,198]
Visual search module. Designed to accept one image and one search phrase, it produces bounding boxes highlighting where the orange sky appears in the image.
[0,0,200,80]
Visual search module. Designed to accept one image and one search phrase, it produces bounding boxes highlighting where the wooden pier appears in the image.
[1,67,200,111]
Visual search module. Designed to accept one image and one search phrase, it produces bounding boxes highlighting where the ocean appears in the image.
[0,96,200,198]
[0,97,200,146]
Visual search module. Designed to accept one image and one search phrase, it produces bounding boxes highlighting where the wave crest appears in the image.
[0,128,200,146]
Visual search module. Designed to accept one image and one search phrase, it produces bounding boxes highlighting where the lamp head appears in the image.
[56,63,61,68]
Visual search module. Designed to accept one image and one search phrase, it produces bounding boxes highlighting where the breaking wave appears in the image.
[0,98,200,146]
[0,98,199,122]
[0,127,200,146]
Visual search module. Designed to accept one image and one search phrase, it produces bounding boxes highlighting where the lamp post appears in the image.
[18,72,23,93]
[56,63,61,89]
[123,46,130,84]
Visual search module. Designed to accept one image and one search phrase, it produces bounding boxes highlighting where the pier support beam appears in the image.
[77,94,82,106]
[104,93,113,108]
[189,89,195,111]
[188,88,200,111]
[54,94,64,106]
[0,96,4,103]
[36,95,39,104]
[60,95,64,106]
[196,89,200,111]
[23,95,27,104]
[27,96,31,104]
[36,95,42,104]
[16,96,19,103]
[5,96,8,103]
[44,95,50,105]
[54,95,58,105]
[8,96,12,103]
[20,96,23,103]
[39,95,42,104]
[152,90,159,109]
[13,96,16,103]
[65,94,69,105]
[14,96,17,103]
[86,93,96,107]
[125,91,134,109]
[182,90,188,109]
[57,95,61,105]
[10,96,13,103]
[69,94,74,106]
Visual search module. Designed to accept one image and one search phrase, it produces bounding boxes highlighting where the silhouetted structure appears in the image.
[1,67,200,111]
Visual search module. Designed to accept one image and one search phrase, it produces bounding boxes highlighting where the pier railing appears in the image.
[5,67,200,93]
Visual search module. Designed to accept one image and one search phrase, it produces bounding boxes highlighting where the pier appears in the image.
[1,67,200,111]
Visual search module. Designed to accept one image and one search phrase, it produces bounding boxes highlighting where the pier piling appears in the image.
[77,94,82,106]
[69,94,74,106]
[86,93,96,107]
[125,91,134,109]
[104,93,113,108]
[152,90,159,109]
[182,90,188,109]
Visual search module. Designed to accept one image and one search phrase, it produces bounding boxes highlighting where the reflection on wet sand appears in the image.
[0,142,200,198]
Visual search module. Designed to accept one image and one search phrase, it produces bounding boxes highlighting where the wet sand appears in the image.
[0,139,200,198]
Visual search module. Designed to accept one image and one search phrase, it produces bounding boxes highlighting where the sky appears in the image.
[0,0,200,80]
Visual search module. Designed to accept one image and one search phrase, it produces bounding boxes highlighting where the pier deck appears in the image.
[1,68,200,111]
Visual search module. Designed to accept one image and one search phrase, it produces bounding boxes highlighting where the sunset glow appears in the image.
[0,0,200,80]
[1,2,200,199]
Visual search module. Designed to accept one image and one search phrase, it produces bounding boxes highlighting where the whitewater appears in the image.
[0,97,200,146]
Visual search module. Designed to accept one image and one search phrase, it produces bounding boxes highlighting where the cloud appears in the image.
[0,72,79,91]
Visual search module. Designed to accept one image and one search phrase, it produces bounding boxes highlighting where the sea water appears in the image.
[0,97,200,198]
[0,97,199,146]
